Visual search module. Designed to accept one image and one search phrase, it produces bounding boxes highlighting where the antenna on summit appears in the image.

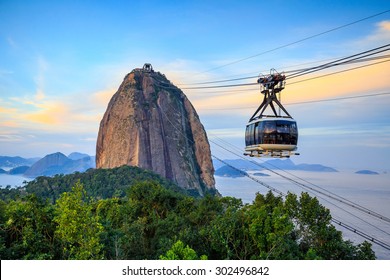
[143,63,154,73]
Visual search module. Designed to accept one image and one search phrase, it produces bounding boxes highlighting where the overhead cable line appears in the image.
[286,92,390,105]
[180,75,259,86]
[212,155,285,197]
[196,9,390,74]
[210,133,390,237]
[155,79,390,250]
[177,56,352,86]
[288,58,390,85]
[181,57,390,90]
[332,218,390,250]
[180,45,390,90]
[181,81,258,90]
[210,136,390,247]
[209,138,390,224]
[285,44,390,79]
[199,92,390,110]
[211,153,390,251]
[181,53,390,87]
[176,55,390,95]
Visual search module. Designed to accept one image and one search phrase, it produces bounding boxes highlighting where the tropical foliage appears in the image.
[0,167,375,260]
[0,165,187,202]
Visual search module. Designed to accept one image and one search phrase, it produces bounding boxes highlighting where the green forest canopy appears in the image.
[0,166,375,260]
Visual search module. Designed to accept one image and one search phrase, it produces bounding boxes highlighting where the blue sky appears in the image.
[0,0,389,170]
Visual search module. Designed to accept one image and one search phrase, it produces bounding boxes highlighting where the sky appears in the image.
[0,0,389,170]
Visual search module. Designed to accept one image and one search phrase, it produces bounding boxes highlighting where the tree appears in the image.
[205,197,255,260]
[247,192,298,259]
[284,192,375,259]
[0,195,56,259]
[54,181,103,259]
[95,197,125,259]
[0,175,376,260]
[159,240,207,260]
[356,241,376,260]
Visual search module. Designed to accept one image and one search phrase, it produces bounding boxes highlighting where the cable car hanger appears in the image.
[250,69,290,120]
[245,69,299,158]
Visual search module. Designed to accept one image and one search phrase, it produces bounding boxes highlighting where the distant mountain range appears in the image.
[214,165,271,178]
[355,170,379,175]
[214,165,248,178]
[1,153,379,180]
[0,152,95,178]
[0,156,40,169]
[213,158,338,175]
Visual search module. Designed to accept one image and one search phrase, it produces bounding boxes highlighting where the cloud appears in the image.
[6,37,18,49]
[0,135,23,143]
[299,124,390,149]
[300,125,378,136]
[33,55,49,101]
[171,22,390,119]
[35,89,45,101]
[0,106,21,128]
[174,20,390,117]
[0,121,19,128]
[0,106,17,114]
[0,69,14,76]
[2,18,389,160]
[357,20,390,47]
[285,60,390,103]
[159,58,234,88]
[91,88,115,107]
[0,128,24,143]
[7,93,63,125]
[3,76,112,133]
[189,48,390,114]
[207,128,243,139]
[5,94,94,133]
[22,102,69,125]
[82,137,97,142]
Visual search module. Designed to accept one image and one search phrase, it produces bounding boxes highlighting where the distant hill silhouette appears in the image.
[0,156,39,169]
[8,166,30,175]
[213,158,338,173]
[2,153,338,181]
[21,165,188,201]
[24,152,95,177]
[355,170,379,175]
[68,152,91,160]
[0,152,95,178]
[215,165,247,178]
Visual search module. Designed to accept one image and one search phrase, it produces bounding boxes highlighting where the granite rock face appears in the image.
[96,65,215,196]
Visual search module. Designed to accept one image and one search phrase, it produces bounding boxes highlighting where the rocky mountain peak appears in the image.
[96,64,216,196]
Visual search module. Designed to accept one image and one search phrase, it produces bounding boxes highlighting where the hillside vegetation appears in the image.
[0,165,188,202]
[0,166,375,260]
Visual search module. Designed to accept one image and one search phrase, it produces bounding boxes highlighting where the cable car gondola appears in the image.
[244,69,299,158]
